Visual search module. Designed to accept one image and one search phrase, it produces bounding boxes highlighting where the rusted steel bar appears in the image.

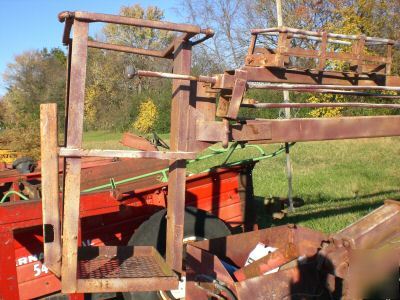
[40,104,61,277]
[216,68,400,89]
[129,69,400,91]
[196,116,400,143]
[59,11,214,36]
[61,17,73,45]
[162,33,193,58]
[166,39,192,273]
[267,116,400,142]
[263,32,352,46]
[87,40,168,58]
[127,68,217,83]
[61,20,88,293]
[252,26,400,46]
[294,89,400,98]
[386,44,393,75]
[318,200,400,282]
[196,121,272,142]
[248,34,257,55]
[58,148,196,160]
[76,278,179,293]
[226,70,248,119]
[120,132,158,151]
[318,32,328,70]
[190,34,215,46]
[242,102,400,109]
[332,200,400,249]
[64,38,72,146]
[247,82,400,91]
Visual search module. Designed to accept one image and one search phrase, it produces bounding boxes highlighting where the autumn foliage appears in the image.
[133,99,159,133]
[0,1,399,156]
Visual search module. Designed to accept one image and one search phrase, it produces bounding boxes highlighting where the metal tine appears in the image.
[252,26,400,47]
[58,148,196,160]
[247,82,400,92]
[126,67,217,83]
[242,102,400,109]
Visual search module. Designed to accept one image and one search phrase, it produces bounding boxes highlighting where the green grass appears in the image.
[83,131,400,234]
[83,131,170,149]
[83,131,127,149]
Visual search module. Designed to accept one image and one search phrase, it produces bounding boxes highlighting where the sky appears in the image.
[0,0,180,96]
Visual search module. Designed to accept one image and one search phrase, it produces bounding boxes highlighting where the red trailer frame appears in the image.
[0,163,255,299]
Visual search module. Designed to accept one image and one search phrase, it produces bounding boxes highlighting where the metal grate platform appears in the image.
[75,246,178,293]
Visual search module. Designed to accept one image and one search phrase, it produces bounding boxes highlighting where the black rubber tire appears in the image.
[122,206,232,300]
[12,157,36,174]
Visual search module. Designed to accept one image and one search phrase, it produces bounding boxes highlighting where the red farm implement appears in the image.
[1,6,400,300]
[0,160,256,299]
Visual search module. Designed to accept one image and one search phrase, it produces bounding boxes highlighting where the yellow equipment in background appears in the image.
[0,149,20,164]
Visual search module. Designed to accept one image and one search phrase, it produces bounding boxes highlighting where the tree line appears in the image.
[0,1,399,158]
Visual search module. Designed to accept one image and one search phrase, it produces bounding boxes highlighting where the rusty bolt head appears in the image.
[125,65,137,79]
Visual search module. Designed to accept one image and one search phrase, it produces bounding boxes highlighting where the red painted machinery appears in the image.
[0,161,256,299]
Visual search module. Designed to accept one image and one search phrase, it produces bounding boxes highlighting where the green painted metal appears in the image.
[81,143,295,194]
[0,143,295,201]
[0,190,29,203]
[198,142,295,173]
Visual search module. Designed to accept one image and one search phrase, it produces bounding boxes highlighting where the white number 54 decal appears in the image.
[33,263,49,277]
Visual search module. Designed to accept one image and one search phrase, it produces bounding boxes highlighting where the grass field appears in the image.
[83,131,400,234]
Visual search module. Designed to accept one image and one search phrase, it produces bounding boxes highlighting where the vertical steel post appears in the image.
[276,0,294,211]
[166,39,192,272]
[40,103,61,277]
[61,20,89,293]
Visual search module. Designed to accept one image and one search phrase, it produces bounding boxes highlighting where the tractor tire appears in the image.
[12,157,36,174]
[122,206,232,300]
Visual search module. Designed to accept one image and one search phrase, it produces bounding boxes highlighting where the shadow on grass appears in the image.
[303,189,400,205]
[255,190,400,229]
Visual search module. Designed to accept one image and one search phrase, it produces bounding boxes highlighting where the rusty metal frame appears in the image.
[58,148,195,160]
[40,104,61,277]
[40,11,215,294]
[58,11,214,58]
[196,116,400,143]
[40,9,400,295]
[247,26,397,74]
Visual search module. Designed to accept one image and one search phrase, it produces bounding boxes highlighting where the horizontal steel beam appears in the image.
[263,116,400,142]
[274,89,400,98]
[59,148,196,160]
[59,11,213,36]
[196,116,400,143]
[196,121,272,142]
[127,69,217,83]
[247,82,400,91]
[213,68,400,89]
[251,26,399,46]
[87,40,168,58]
[76,278,178,293]
[242,102,400,109]
[263,32,352,46]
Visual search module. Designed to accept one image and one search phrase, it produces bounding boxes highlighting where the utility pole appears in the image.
[276,0,294,212]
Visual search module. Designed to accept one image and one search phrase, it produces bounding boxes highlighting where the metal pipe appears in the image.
[0,190,29,203]
[276,0,283,28]
[162,32,194,57]
[62,18,73,45]
[59,11,214,36]
[247,82,400,91]
[251,26,399,46]
[242,102,400,109]
[87,40,169,58]
[285,89,400,98]
[275,0,294,213]
[263,32,352,46]
[126,68,217,83]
